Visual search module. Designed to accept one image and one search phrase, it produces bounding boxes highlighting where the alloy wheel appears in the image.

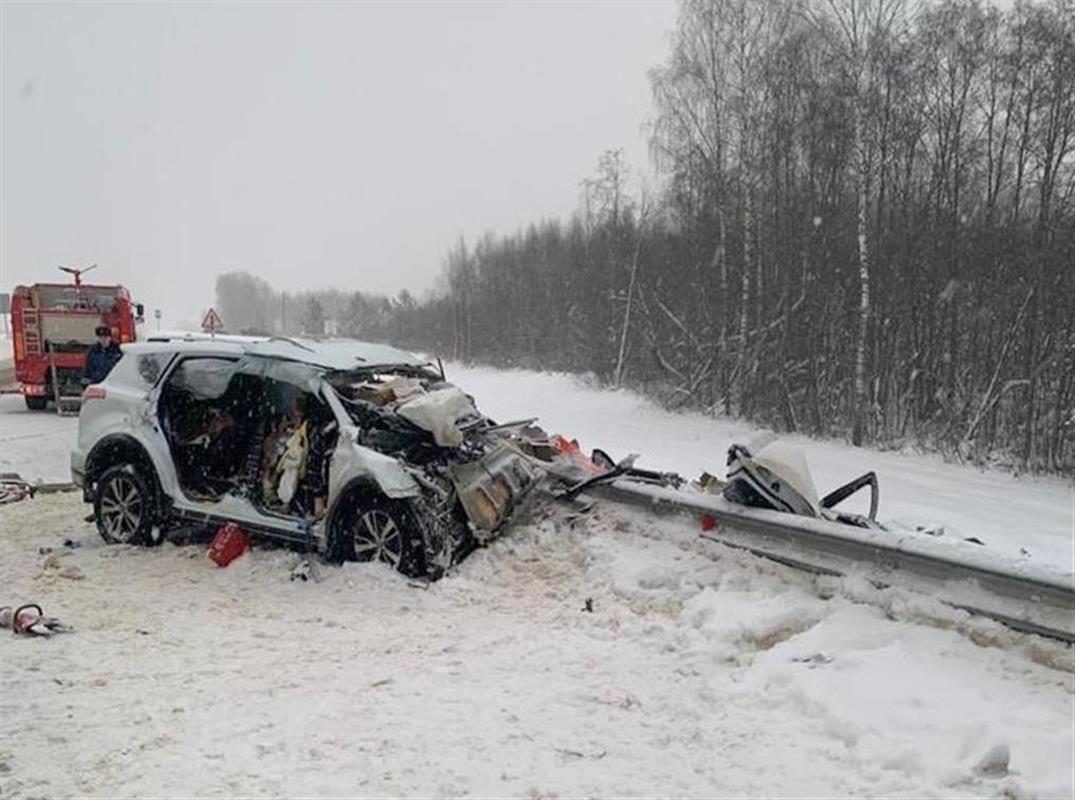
[353,509,402,567]
[99,475,143,543]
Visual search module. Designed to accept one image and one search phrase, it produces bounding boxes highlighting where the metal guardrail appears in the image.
[589,479,1075,644]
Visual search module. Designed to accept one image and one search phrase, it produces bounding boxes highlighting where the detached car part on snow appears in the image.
[541,435,1075,643]
[73,337,542,579]
[723,439,879,528]
[547,435,879,530]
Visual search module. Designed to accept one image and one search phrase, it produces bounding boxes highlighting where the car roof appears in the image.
[132,334,431,370]
[123,340,246,356]
[243,338,431,370]
[145,330,267,346]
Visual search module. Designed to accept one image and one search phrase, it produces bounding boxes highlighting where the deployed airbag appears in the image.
[397,387,477,447]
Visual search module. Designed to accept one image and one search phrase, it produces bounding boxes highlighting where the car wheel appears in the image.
[94,465,159,546]
[330,493,426,577]
[24,395,48,411]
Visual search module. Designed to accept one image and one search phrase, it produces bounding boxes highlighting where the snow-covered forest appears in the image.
[217,0,1075,474]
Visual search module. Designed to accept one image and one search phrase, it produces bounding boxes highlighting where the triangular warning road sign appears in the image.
[201,307,224,333]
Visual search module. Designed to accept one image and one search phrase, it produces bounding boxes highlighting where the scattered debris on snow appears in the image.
[0,473,34,505]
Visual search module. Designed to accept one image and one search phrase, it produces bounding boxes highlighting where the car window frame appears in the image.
[132,351,178,390]
[159,354,242,402]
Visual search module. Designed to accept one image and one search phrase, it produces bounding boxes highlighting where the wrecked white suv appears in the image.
[72,336,543,577]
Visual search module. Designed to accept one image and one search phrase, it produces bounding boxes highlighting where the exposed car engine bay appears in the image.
[327,365,544,568]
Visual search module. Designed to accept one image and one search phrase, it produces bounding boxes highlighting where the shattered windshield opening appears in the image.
[326,364,485,456]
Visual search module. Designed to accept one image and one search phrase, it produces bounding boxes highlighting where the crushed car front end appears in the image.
[321,361,544,576]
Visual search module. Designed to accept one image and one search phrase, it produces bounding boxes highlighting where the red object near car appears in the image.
[208,523,249,567]
[551,433,604,475]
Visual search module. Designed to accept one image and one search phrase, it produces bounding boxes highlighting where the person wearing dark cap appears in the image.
[82,325,122,385]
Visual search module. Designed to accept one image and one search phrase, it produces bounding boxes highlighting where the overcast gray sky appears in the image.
[1,0,676,326]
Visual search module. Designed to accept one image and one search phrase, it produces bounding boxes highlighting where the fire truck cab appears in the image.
[11,269,142,411]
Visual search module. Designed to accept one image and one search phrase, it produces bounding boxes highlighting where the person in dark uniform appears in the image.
[82,325,122,385]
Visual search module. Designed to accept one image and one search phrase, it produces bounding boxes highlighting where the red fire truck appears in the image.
[11,266,143,411]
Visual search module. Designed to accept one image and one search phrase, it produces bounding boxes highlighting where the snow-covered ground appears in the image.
[0,394,78,483]
[0,331,75,483]
[1,492,1072,799]
[0,358,1073,798]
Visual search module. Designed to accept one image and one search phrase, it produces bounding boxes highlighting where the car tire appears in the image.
[24,395,48,411]
[94,465,159,546]
[329,493,426,578]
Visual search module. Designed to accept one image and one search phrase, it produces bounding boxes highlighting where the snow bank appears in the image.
[1,493,1071,798]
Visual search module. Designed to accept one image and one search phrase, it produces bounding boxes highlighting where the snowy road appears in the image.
[1,492,1072,798]
[0,394,79,483]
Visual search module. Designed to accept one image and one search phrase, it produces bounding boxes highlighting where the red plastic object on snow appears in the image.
[551,434,603,475]
[700,514,717,531]
[208,523,249,567]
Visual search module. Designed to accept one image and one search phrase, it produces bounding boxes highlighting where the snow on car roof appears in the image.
[131,334,430,370]
[122,339,246,356]
[244,338,431,370]
[146,330,267,345]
